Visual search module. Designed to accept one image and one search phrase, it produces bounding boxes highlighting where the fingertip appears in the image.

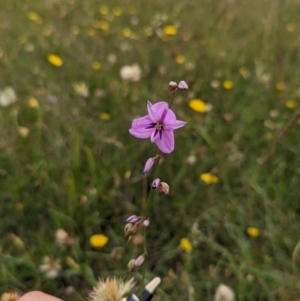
[18,291,63,301]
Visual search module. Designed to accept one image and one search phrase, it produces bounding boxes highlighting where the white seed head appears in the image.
[89,278,135,301]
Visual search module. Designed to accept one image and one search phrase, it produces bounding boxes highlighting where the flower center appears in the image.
[155,121,164,130]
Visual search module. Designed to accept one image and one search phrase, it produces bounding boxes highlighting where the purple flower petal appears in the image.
[165,120,187,129]
[129,115,153,138]
[147,101,158,122]
[151,102,169,121]
[154,130,174,153]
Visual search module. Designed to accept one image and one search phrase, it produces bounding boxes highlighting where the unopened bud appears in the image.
[143,219,150,227]
[169,81,178,91]
[142,157,155,175]
[152,178,161,189]
[178,80,188,90]
[158,182,169,194]
[134,253,146,268]
[127,259,136,272]
[125,215,139,224]
[124,223,137,237]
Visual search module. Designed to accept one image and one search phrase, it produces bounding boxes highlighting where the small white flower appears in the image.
[214,284,235,301]
[120,64,141,82]
[55,229,74,247]
[73,82,89,98]
[39,256,61,279]
[0,87,17,107]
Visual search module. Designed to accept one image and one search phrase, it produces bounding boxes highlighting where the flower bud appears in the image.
[142,157,155,175]
[158,182,169,194]
[134,253,146,268]
[143,219,150,227]
[152,178,161,189]
[169,81,178,91]
[124,223,137,237]
[178,80,188,90]
[127,259,136,272]
[125,215,139,224]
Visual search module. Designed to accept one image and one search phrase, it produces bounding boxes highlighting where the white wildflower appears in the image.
[73,82,89,97]
[0,87,17,107]
[120,64,141,82]
[55,229,74,247]
[214,284,235,301]
[39,256,61,279]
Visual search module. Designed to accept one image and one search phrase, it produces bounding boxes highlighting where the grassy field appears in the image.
[1,0,300,300]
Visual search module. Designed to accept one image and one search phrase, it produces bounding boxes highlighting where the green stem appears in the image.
[140,155,160,298]
[169,91,176,109]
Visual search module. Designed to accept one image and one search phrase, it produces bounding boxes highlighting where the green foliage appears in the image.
[1,0,300,300]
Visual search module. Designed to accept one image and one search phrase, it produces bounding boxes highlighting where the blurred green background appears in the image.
[1,0,300,300]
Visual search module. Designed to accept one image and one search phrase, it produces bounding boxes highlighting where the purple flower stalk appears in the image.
[129,101,186,153]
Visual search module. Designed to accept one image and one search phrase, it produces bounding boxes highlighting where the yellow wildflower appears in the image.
[87,27,95,36]
[71,26,80,35]
[144,27,154,37]
[175,55,185,65]
[163,25,177,36]
[276,82,286,91]
[99,5,108,15]
[100,112,111,121]
[113,7,122,16]
[189,99,207,113]
[200,173,219,184]
[90,234,109,248]
[98,21,110,31]
[27,97,39,108]
[47,54,63,67]
[91,61,101,70]
[223,80,234,90]
[42,28,51,37]
[247,227,260,238]
[27,11,43,24]
[285,100,296,109]
[286,23,296,32]
[122,28,132,38]
[180,238,192,253]
[239,66,249,77]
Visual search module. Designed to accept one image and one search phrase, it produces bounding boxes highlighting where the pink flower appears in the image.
[129,101,186,153]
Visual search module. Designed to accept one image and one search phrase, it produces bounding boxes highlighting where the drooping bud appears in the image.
[152,178,161,189]
[143,219,150,227]
[128,254,147,272]
[125,215,140,224]
[169,81,178,91]
[124,223,137,238]
[134,253,146,269]
[142,157,155,175]
[178,80,188,90]
[158,182,169,194]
